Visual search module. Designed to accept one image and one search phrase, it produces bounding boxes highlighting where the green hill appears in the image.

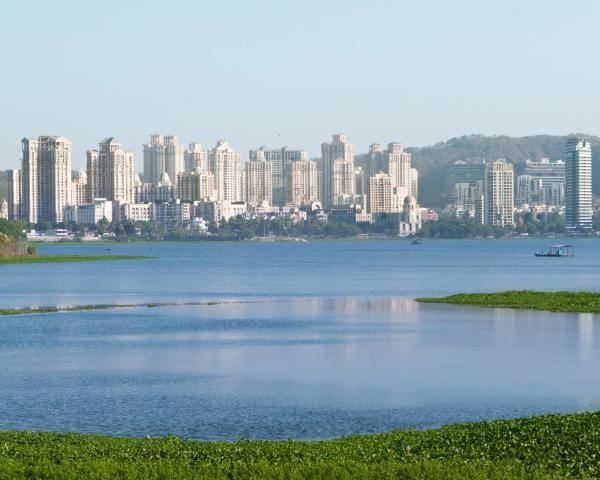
[406,134,600,207]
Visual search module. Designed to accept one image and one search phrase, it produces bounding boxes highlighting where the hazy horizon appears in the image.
[2,0,600,170]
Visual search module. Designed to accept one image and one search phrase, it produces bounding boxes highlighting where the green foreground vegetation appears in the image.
[0,412,599,479]
[417,290,600,313]
[0,254,154,265]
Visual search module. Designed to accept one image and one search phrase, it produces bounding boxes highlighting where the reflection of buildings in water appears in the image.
[315,297,419,317]
[578,313,594,347]
[578,313,595,365]
[490,307,518,349]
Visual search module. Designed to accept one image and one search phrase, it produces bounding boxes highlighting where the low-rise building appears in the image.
[195,200,247,223]
[63,198,113,225]
[153,200,191,231]
[120,203,153,222]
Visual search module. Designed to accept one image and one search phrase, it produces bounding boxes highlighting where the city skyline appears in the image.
[2,1,600,168]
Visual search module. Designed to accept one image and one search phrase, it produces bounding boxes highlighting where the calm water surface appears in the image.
[1,239,600,439]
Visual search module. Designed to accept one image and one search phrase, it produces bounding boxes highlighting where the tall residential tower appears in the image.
[21,136,72,224]
[321,134,354,207]
[143,134,184,186]
[564,137,592,231]
[484,159,514,227]
[87,138,135,204]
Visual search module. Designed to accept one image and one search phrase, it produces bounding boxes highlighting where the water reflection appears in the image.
[2,297,600,439]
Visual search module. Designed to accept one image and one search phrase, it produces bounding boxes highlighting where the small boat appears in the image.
[534,244,574,257]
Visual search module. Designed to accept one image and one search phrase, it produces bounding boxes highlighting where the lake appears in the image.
[1,238,600,440]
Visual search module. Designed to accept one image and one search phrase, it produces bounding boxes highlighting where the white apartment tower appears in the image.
[176,170,214,201]
[369,173,395,215]
[321,134,355,207]
[21,136,72,224]
[184,143,208,173]
[143,134,184,186]
[209,140,242,202]
[71,171,88,206]
[564,137,593,231]
[484,159,514,227]
[287,159,318,206]
[7,169,21,220]
[245,158,273,205]
[249,147,308,206]
[87,138,135,204]
[386,142,412,198]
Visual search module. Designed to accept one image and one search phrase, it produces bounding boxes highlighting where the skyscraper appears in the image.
[369,172,395,215]
[287,159,318,206]
[21,136,72,224]
[245,157,273,205]
[321,134,354,207]
[7,169,21,220]
[143,134,184,186]
[386,142,412,198]
[184,143,208,173]
[564,137,592,231]
[87,138,135,204]
[484,159,514,227]
[249,147,308,206]
[209,140,242,202]
[176,170,214,201]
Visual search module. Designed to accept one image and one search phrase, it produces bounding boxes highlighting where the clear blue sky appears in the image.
[1,0,599,170]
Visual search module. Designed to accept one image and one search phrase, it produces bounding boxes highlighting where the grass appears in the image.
[416,290,600,313]
[0,254,155,265]
[1,412,599,479]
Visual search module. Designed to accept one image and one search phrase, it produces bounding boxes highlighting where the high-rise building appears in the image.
[521,157,566,183]
[369,173,395,215]
[484,159,514,227]
[410,167,419,201]
[564,138,592,231]
[515,158,565,207]
[7,169,21,220]
[143,134,184,186]
[87,138,135,204]
[364,144,386,178]
[71,171,88,206]
[249,147,308,206]
[209,140,242,202]
[287,159,318,206]
[21,136,72,224]
[515,174,564,207]
[176,170,214,201]
[449,160,487,218]
[245,158,273,205]
[135,172,175,203]
[386,142,412,198]
[321,134,354,207]
[184,143,208,173]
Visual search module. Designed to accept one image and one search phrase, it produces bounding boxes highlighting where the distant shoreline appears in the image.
[29,235,599,246]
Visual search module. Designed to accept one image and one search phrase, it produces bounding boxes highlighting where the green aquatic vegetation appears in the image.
[0,254,155,265]
[0,412,598,479]
[417,290,600,313]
